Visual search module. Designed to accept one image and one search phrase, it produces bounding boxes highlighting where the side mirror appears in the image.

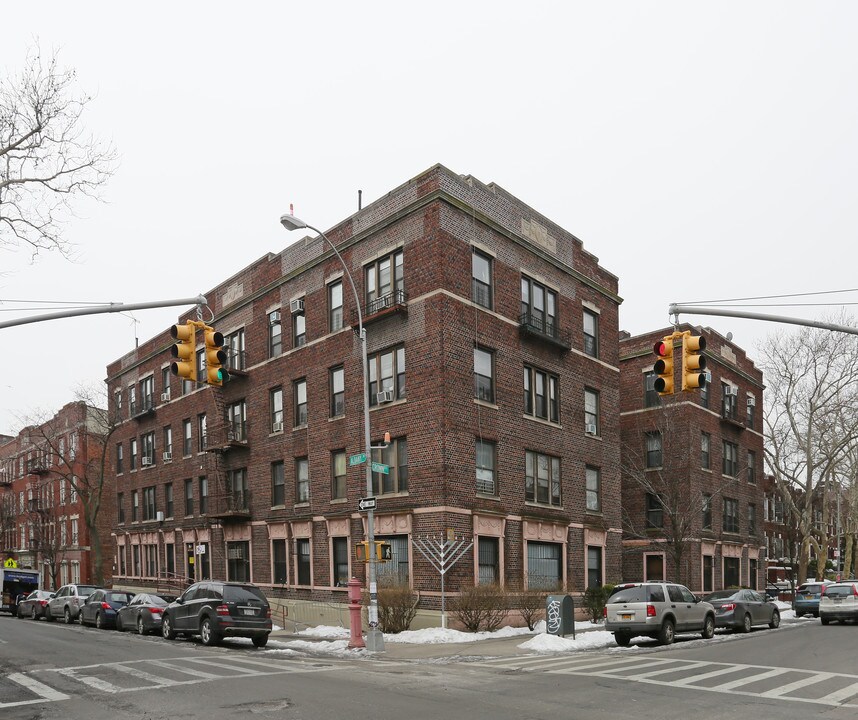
[176,597,185,605]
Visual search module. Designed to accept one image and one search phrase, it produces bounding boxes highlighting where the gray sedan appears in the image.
[116,593,173,635]
[702,589,780,632]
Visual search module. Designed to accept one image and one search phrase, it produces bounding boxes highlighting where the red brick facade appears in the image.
[105,164,623,607]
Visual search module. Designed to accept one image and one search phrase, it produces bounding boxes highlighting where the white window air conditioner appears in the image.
[160,390,171,402]
[585,423,598,435]
[376,390,395,404]
[725,386,738,397]
[162,451,172,462]
[747,396,756,407]
[272,421,284,433]
[703,370,712,384]
[156,511,165,522]
[141,457,152,467]
[290,299,305,314]
[270,310,281,323]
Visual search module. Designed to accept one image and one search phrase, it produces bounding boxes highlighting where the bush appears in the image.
[452,584,508,632]
[363,583,418,634]
[582,583,615,623]
[512,587,548,631]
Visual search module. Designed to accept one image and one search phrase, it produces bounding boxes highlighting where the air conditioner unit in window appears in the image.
[747,396,756,407]
[585,423,598,436]
[162,451,172,462]
[160,391,171,402]
[156,511,165,522]
[141,457,152,467]
[376,390,395,404]
[227,431,236,441]
[270,310,281,323]
[725,386,738,397]
[272,421,283,433]
[290,298,305,314]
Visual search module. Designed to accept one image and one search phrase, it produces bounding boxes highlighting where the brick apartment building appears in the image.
[0,401,113,589]
[105,164,624,610]
[619,325,765,593]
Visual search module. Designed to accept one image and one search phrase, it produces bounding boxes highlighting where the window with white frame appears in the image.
[328,280,343,332]
[474,347,495,403]
[585,466,600,512]
[368,346,405,405]
[525,451,561,506]
[476,439,496,495]
[583,308,599,358]
[524,366,560,423]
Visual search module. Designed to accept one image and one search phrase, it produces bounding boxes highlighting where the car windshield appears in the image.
[609,585,665,603]
[798,584,824,594]
[825,585,855,598]
[223,585,267,604]
[703,590,740,601]
[77,586,99,596]
[106,592,134,603]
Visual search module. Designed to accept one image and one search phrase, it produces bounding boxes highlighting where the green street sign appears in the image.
[349,453,367,466]
[371,462,390,475]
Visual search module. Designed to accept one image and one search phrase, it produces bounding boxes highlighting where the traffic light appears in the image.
[170,321,197,382]
[204,326,229,386]
[375,541,392,562]
[354,542,370,563]
[682,332,707,390]
[652,335,674,395]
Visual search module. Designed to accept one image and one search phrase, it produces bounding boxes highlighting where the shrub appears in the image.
[452,584,508,632]
[582,583,615,623]
[512,587,548,631]
[363,583,418,634]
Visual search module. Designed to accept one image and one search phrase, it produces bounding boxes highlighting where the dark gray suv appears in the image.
[161,581,272,648]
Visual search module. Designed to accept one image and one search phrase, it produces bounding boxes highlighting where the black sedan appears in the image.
[79,590,136,629]
[702,589,781,632]
[116,593,174,635]
[16,590,55,620]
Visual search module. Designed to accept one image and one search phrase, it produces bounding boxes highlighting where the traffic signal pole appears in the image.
[668,304,858,337]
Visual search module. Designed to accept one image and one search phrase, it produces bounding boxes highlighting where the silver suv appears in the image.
[605,582,716,646]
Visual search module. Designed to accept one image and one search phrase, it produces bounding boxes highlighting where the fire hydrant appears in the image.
[347,577,365,649]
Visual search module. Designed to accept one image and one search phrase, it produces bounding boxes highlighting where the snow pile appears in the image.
[518,630,616,653]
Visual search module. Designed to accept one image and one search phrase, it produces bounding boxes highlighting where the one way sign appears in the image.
[358,496,377,512]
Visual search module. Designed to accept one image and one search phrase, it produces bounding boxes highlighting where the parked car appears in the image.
[16,590,54,620]
[45,584,101,624]
[794,581,833,618]
[161,581,272,647]
[819,581,858,625]
[604,581,716,646]
[79,590,136,629]
[116,593,174,635]
[702,589,780,632]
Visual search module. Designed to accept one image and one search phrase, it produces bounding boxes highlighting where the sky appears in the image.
[2,2,857,436]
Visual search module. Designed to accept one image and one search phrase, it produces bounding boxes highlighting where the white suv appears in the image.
[605,582,716,646]
[819,581,858,625]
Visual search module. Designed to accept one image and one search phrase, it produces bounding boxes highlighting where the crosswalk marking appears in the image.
[145,659,224,679]
[620,661,709,680]
[671,664,751,685]
[1,673,69,707]
[112,662,184,687]
[708,668,785,690]
[761,672,834,698]
[818,682,858,705]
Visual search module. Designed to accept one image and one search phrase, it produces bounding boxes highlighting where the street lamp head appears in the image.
[279,213,308,232]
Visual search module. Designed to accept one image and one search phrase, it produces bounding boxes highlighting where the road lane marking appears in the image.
[671,664,752,685]
[709,668,785,690]
[760,672,834,697]
[112,663,183,687]
[619,661,709,680]
[145,660,225,679]
[5,673,69,704]
[818,682,858,705]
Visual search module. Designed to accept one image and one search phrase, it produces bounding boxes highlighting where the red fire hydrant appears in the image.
[347,577,365,649]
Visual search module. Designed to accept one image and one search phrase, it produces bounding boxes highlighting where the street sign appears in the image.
[3,558,17,568]
[371,462,390,475]
[358,496,377,512]
[195,544,206,555]
[349,453,367,466]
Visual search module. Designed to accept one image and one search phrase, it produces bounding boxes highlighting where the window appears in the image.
[296,538,311,585]
[749,559,758,590]
[227,541,250,582]
[271,461,285,506]
[702,493,712,529]
[723,497,739,533]
[293,308,306,348]
[722,383,737,419]
[644,372,660,408]
[129,386,137,417]
[165,483,174,519]
[724,557,740,587]
[587,546,603,588]
[703,555,714,592]
[161,367,170,398]
[296,458,309,503]
[330,366,345,417]
[133,545,141,576]
[165,544,175,576]
[527,541,562,590]
[747,397,756,429]
[143,487,156,521]
[723,440,739,477]
[474,347,495,403]
[525,450,561,506]
[199,476,208,514]
[376,535,410,585]
[224,329,246,373]
[585,466,601,512]
[163,426,172,459]
[132,490,139,522]
[524,366,559,423]
[645,432,662,468]
[227,469,246,508]
[196,349,205,387]
[584,388,600,435]
[114,390,122,418]
[184,479,193,516]
[365,250,404,312]
[117,492,125,524]
[701,432,710,469]
[182,419,192,456]
[116,444,124,474]
[368,346,406,405]
[332,451,347,500]
[140,376,155,413]
[520,276,558,337]
[583,309,599,358]
[471,249,492,309]
[141,432,155,466]
[272,539,288,584]
[130,439,138,471]
[646,493,663,528]
[227,401,246,441]
[372,437,408,495]
[270,387,284,431]
[478,537,500,585]
[475,440,496,495]
[700,378,710,408]
[294,379,308,426]
[332,537,349,587]
[327,280,344,332]
[268,310,283,358]
[748,503,757,536]
[747,450,757,484]
[198,414,207,451]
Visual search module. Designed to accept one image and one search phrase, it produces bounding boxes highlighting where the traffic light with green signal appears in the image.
[681,332,707,390]
[170,321,197,382]
[204,326,229,386]
[652,335,674,395]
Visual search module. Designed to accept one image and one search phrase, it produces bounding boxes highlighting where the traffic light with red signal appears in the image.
[170,321,197,382]
[652,336,675,395]
[681,332,707,390]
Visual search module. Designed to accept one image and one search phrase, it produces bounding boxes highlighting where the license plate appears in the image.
[242,608,256,616]
[834,598,843,603]
[804,594,813,599]
[620,613,633,621]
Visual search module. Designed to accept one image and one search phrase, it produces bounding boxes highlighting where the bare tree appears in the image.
[1,45,117,259]
[760,319,858,584]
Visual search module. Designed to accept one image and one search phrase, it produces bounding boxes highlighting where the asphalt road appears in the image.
[1,613,857,720]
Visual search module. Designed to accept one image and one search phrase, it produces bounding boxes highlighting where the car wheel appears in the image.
[64,607,73,625]
[116,616,124,632]
[200,617,221,647]
[162,614,177,640]
[614,632,631,647]
[658,619,675,645]
[137,616,146,635]
[95,613,103,630]
[45,609,55,623]
[252,634,269,649]
[741,613,752,633]
[769,610,780,629]
[701,615,715,639]
[821,616,830,625]
[31,606,38,621]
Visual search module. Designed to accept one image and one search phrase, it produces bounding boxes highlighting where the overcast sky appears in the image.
[2,2,857,435]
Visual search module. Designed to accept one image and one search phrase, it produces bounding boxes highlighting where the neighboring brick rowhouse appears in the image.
[105,164,624,614]
[619,325,766,594]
